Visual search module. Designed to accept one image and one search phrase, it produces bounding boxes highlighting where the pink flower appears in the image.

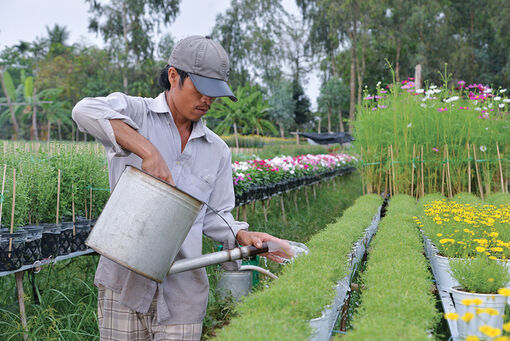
[437,107,448,112]
[460,106,469,110]
[458,80,466,88]
[432,148,439,152]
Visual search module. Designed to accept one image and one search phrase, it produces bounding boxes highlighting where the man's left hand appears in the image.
[236,230,291,263]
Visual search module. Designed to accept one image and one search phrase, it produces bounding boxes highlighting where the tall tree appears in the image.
[268,79,295,137]
[317,77,349,132]
[86,0,180,92]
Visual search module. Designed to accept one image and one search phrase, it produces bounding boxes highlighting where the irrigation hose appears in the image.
[239,265,278,280]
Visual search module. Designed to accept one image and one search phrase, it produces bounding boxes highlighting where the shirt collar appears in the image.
[150,92,213,144]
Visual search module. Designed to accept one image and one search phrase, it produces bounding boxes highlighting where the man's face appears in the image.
[167,68,216,122]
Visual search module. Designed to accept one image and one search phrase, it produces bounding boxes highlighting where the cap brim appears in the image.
[189,73,238,102]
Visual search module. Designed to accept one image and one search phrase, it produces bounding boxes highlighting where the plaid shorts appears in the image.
[97,286,202,341]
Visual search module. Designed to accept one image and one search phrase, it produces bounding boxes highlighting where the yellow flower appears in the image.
[476,246,486,252]
[503,322,510,332]
[437,233,443,237]
[494,337,510,341]
[444,312,458,320]
[466,336,480,341]
[490,256,497,260]
[484,308,500,316]
[461,299,473,306]
[498,288,510,296]
[461,312,475,322]
[472,298,483,305]
[488,278,495,283]
[479,325,501,337]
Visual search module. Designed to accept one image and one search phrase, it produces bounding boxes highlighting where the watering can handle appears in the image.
[245,243,269,256]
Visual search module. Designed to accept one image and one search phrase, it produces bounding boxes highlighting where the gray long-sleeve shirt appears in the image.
[72,91,247,324]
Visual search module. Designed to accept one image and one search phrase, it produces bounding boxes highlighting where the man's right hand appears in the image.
[110,119,176,186]
[142,152,176,186]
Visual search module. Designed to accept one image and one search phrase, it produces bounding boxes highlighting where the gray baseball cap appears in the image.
[168,35,237,102]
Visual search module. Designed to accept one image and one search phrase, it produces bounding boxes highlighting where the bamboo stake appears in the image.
[411,144,416,197]
[8,169,16,255]
[56,170,61,224]
[293,191,298,211]
[467,143,471,193]
[390,145,396,195]
[377,146,383,194]
[497,143,505,193]
[473,145,484,200]
[360,146,366,195]
[235,206,239,220]
[446,145,453,198]
[441,147,446,196]
[421,146,425,197]
[72,184,76,236]
[0,164,6,228]
[304,187,310,210]
[262,200,267,222]
[89,187,93,219]
[312,184,317,199]
[251,201,255,214]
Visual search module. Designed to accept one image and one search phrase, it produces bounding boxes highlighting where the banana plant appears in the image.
[0,67,20,139]
[208,84,277,148]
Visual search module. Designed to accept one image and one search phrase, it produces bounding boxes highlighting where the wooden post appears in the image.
[15,271,28,341]
[56,170,61,224]
[251,201,255,214]
[360,146,366,195]
[441,147,446,196]
[235,206,239,220]
[414,64,422,90]
[279,195,286,223]
[467,143,472,193]
[496,143,505,193]
[293,191,298,211]
[312,184,317,199]
[295,130,299,145]
[242,205,247,222]
[89,187,93,219]
[473,145,484,199]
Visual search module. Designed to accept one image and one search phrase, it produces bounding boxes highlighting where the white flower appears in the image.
[473,100,479,105]
[445,96,459,103]
[415,88,424,94]
[485,127,489,131]
[377,81,381,86]
[485,88,492,93]
[500,89,507,93]
[475,107,482,111]
[425,90,434,96]
[480,145,487,152]
[494,96,501,101]
[430,85,437,89]
[433,89,442,94]
[420,103,427,108]
[499,103,505,108]
[503,99,510,103]
[407,123,412,128]
[488,103,493,108]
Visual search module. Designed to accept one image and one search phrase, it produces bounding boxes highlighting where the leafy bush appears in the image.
[450,256,510,293]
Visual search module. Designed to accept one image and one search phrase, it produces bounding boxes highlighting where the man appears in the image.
[72,35,287,340]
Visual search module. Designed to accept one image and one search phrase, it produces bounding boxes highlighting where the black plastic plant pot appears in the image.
[58,222,74,256]
[21,225,43,265]
[71,221,92,252]
[40,223,61,259]
[0,229,27,272]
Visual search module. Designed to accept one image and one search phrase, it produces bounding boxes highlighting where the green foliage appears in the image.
[344,195,440,340]
[450,256,510,294]
[215,194,382,340]
[1,70,16,101]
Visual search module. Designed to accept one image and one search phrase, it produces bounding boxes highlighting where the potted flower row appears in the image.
[0,218,95,272]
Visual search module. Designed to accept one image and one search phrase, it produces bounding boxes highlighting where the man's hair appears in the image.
[158,65,189,90]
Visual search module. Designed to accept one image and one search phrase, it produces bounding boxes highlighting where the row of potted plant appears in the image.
[0,219,95,272]
[417,192,510,339]
[343,195,439,340]
[213,194,383,340]
[232,153,358,205]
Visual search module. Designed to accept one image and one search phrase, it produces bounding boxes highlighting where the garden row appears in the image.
[417,192,510,340]
[343,195,439,340]
[213,194,383,340]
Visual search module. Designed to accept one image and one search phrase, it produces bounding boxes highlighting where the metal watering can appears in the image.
[86,166,269,283]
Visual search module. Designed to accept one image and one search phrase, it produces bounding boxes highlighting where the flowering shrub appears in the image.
[416,197,510,259]
[232,153,358,197]
[356,76,509,196]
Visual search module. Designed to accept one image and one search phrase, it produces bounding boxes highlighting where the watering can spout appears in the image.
[168,243,269,275]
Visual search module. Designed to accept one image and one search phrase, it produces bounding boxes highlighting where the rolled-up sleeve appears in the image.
[72,92,145,159]
[202,150,248,249]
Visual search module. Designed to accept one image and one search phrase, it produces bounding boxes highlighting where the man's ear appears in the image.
[168,67,179,89]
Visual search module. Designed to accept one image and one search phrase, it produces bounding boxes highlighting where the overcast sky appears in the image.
[0,0,319,108]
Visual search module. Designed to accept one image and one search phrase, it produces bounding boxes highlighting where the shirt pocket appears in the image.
[184,171,214,203]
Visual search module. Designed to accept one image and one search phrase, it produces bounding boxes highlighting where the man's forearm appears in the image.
[110,119,157,160]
